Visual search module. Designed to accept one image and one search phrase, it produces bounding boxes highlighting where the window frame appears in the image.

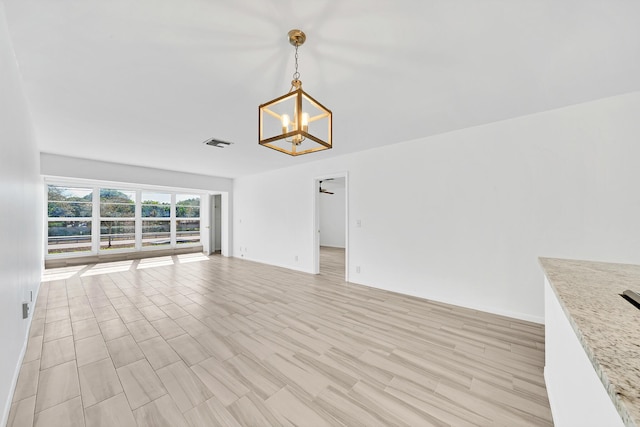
[46,185,94,256]
[140,191,172,250]
[98,188,137,253]
[175,194,202,246]
[45,180,204,259]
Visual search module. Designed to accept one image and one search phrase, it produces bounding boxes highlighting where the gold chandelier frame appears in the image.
[258,29,332,156]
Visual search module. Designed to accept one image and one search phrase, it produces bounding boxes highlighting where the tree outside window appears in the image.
[47,185,92,254]
[100,189,135,249]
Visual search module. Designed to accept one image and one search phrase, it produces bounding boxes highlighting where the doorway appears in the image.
[211,194,222,253]
[202,193,227,256]
[314,173,348,281]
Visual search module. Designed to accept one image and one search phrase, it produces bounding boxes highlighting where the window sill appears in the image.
[45,245,203,269]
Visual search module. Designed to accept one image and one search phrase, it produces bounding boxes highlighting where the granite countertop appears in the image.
[540,258,640,427]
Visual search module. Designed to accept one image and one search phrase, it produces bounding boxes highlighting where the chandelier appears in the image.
[259,29,332,156]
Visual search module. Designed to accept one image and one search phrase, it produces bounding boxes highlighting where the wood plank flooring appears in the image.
[8,249,553,426]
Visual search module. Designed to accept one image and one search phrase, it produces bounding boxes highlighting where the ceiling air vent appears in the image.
[203,138,233,148]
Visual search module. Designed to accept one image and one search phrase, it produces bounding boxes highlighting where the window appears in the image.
[47,186,93,254]
[100,189,136,250]
[176,194,200,245]
[101,220,135,250]
[141,192,171,218]
[142,220,171,247]
[141,192,171,247]
[46,183,204,258]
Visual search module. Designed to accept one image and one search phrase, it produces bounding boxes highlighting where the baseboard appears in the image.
[348,278,545,324]
[1,283,40,427]
[231,255,543,324]
[433,294,545,324]
[233,255,313,274]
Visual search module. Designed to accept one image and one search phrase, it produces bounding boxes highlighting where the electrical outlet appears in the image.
[22,303,29,319]
[356,219,362,228]
[356,266,361,273]
[295,255,299,262]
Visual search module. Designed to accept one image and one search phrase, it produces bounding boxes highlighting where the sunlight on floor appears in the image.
[136,256,174,269]
[176,253,209,264]
[43,253,211,280]
[81,260,134,277]
[41,265,86,282]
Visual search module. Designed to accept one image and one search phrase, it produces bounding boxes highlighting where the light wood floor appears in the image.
[8,249,553,426]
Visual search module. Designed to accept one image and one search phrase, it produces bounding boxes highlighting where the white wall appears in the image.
[234,91,640,322]
[40,153,233,193]
[0,2,43,424]
[319,179,346,248]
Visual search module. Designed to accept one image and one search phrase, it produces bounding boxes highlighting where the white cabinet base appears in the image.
[544,278,624,427]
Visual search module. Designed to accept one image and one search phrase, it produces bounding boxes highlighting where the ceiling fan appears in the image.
[319,179,334,195]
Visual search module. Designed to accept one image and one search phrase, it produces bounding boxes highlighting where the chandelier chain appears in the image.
[292,44,300,81]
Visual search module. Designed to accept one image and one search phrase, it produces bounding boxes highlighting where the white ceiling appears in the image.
[4,0,640,178]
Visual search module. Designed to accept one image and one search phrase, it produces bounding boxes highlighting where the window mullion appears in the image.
[170,193,176,247]
[92,187,100,254]
[135,190,142,250]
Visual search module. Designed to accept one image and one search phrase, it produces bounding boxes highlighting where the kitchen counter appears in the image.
[540,258,640,427]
